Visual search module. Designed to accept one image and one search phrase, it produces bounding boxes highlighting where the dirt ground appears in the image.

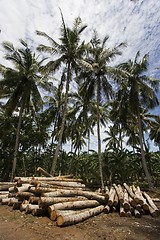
[0,193,160,240]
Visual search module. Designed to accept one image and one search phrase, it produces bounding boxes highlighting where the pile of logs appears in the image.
[0,168,159,227]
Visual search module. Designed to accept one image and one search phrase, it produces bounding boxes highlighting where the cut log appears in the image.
[8,186,16,193]
[25,204,39,214]
[120,203,126,217]
[29,196,40,204]
[128,196,136,208]
[134,209,141,218]
[1,198,15,205]
[32,208,48,216]
[0,183,16,191]
[0,191,9,195]
[39,181,85,188]
[136,204,142,212]
[42,189,78,197]
[14,177,32,182]
[143,191,159,213]
[15,184,31,193]
[56,205,104,226]
[8,193,16,198]
[16,191,34,200]
[108,187,116,206]
[8,198,19,206]
[0,182,16,186]
[50,210,79,221]
[132,185,143,205]
[36,167,53,177]
[38,196,87,208]
[123,189,130,210]
[76,190,106,204]
[148,206,158,217]
[104,186,110,200]
[48,200,100,214]
[0,194,8,201]
[20,200,29,211]
[104,205,110,214]
[113,184,124,203]
[126,210,132,217]
[123,183,135,199]
[113,193,119,207]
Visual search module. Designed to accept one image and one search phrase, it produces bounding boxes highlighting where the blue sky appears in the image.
[0,0,159,151]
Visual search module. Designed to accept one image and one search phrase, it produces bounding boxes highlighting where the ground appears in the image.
[0,192,160,240]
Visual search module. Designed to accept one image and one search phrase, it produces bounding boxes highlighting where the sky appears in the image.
[0,0,159,151]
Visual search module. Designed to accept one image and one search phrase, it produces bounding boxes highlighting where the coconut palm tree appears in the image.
[148,115,160,151]
[36,13,88,175]
[78,32,126,190]
[0,39,50,181]
[117,51,159,188]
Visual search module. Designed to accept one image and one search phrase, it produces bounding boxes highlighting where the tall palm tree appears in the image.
[148,115,160,151]
[78,32,126,190]
[117,51,159,188]
[0,40,50,181]
[36,13,88,175]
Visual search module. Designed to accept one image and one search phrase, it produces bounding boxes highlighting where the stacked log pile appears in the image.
[0,170,159,227]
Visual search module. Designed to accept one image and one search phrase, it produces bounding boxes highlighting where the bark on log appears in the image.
[16,191,34,200]
[143,191,159,212]
[50,210,79,221]
[104,186,109,200]
[25,204,39,214]
[8,186,16,193]
[0,182,16,185]
[76,190,106,204]
[29,196,40,204]
[20,200,29,211]
[0,194,8,201]
[134,209,141,218]
[8,198,19,206]
[14,177,32,183]
[38,181,85,188]
[113,193,119,207]
[56,205,104,226]
[0,191,9,195]
[103,205,110,214]
[48,200,100,214]
[132,185,143,205]
[38,196,87,208]
[1,198,15,205]
[0,183,16,191]
[42,189,77,197]
[120,203,126,217]
[108,187,116,206]
[126,210,132,217]
[123,183,135,199]
[8,193,16,198]
[136,204,142,212]
[123,189,130,210]
[36,182,85,189]
[148,206,158,217]
[113,184,124,203]
[36,167,53,177]
[128,196,137,208]
[15,184,31,193]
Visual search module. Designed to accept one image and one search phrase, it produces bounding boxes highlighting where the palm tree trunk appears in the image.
[50,62,71,175]
[10,101,24,181]
[96,80,104,190]
[137,109,153,189]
